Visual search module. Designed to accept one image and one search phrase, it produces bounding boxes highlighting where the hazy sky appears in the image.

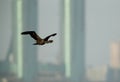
[86,0,120,66]
[1,0,120,66]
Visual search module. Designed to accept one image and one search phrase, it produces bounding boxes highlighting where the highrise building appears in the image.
[7,0,38,82]
[62,0,85,82]
[110,42,120,69]
[107,42,120,82]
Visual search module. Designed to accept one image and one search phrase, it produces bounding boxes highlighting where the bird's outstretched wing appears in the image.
[21,31,42,40]
[44,33,57,41]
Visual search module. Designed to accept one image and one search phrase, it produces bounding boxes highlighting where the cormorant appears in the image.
[21,31,57,45]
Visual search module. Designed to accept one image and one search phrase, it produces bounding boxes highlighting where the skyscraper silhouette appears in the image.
[7,0,38,82]
[62,0,85,82]
[107,42,120,82]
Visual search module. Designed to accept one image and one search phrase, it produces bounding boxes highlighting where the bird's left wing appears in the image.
[21,31,42,41]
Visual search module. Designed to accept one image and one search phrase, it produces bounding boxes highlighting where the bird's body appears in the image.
[21,31,57,45]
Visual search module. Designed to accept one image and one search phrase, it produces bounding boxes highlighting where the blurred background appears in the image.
[0,0,120,82]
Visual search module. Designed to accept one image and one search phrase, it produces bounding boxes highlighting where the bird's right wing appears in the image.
[21,31,42,40]
[44,33,57,41]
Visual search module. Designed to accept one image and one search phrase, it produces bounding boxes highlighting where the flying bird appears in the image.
[21,31,57,45]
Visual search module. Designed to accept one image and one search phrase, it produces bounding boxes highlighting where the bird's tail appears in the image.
[33,43,38,45]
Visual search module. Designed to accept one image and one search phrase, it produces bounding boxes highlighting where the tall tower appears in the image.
[70,0,85,82]
[22,0,38,82]
[107,42,120,82]
[62,0,85,82]
[110,42,120,69]
[8,0,38,82]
